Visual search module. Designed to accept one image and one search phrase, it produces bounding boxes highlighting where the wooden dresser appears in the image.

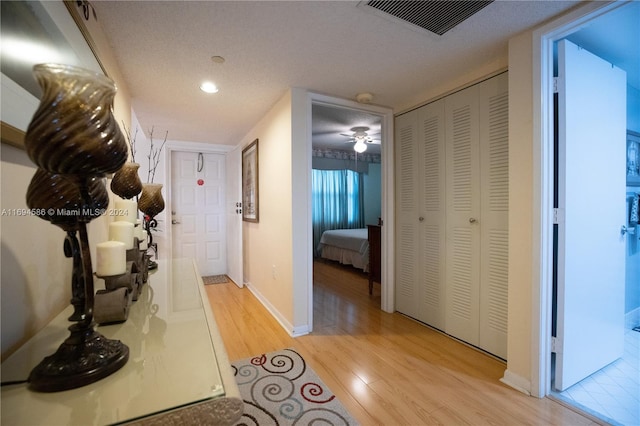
[1,258,243,425]
[367,224,381,294]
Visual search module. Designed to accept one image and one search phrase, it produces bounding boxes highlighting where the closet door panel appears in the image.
[395,111,421,318]
[445,86,481,345]
[417,100,446,329]
[395,73,509,360]
[479,74,509,359]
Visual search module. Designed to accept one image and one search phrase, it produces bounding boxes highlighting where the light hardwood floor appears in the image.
[206,260,602,425]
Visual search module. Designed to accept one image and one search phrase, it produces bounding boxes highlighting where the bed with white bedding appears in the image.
[317,228,369,272]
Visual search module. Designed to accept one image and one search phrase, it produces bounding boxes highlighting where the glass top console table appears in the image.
[1,258,243,425]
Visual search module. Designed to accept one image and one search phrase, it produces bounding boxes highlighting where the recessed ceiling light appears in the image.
[356,92,373,104]
[200,81,219,93]
[211,55,225,64]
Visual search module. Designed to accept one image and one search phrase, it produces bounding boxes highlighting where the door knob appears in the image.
[419,216,424,222]
[469,218,477,224]
[171,219,181,225]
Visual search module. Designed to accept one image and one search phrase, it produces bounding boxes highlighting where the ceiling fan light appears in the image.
[354,141,367,153]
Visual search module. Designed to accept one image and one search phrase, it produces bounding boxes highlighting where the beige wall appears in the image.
[240,90,296,330]
[1,1,132,360]
[504,30,536,393]
[238,87,313,334]
[1,146,76,358]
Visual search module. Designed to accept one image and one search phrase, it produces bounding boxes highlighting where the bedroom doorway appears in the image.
[310,99,390,313]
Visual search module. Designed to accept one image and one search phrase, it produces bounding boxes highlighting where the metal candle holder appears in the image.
[94,238,151,325]
[143,216,159,270]
[130,237,152,286]
[23,64,130,392]
[139,183,164,271]
[27,181,129,392]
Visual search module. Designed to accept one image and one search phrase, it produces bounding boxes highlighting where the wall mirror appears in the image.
[1,0,103,148]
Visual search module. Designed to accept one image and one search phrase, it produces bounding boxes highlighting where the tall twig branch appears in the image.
[121,121,138,163]
[147,126,168,183]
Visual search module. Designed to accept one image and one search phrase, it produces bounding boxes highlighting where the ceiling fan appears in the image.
[341,126,380,153]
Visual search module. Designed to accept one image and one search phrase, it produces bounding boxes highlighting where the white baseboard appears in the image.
[244,282,310,338]
[500,369,532,396]
[291,325,311,337]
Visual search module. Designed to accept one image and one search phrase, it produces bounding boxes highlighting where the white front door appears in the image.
[171,151,227,276]
[554,39,627,391]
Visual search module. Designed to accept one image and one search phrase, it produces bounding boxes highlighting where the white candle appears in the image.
[109,221,135,250]
[96,241,126,276]
[114,198,138,224]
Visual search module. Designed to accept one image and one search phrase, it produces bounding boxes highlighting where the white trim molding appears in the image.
[245,281,311,337]
[530,0,629,399]
[500,370,532,396]
[307,92,395,316]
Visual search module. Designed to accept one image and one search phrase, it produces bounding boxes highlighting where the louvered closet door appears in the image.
[478,73,509,359]
[395,103,446,328]
[395,111,421,319]
[416,100,446,329]
[445,85,481,346]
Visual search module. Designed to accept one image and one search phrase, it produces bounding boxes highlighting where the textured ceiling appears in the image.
[89,0,631,148]
[90,0,580,146]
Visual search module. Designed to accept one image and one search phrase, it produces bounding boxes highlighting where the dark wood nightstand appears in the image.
[367,224,381,295]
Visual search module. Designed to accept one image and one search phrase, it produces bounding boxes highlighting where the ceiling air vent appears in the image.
[365,0,493,36]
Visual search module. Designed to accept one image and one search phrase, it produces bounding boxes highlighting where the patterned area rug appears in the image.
[202,274,229,285]
[231,348,358,425]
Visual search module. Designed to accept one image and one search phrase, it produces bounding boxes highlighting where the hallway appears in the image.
[206,260,601,425]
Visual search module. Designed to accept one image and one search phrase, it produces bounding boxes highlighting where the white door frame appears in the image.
[307,93,395,329]
[531,0,628,398]
[164,141,234,265]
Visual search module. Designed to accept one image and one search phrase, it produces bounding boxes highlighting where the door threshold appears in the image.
[547,392,618,426]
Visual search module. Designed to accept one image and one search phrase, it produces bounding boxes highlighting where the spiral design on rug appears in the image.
[252,375,295,403]
[232,348,358,425]
[250,349,305,380]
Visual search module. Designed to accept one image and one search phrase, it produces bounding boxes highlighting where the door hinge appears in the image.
[551,336,561,354]
[553,208,564,225]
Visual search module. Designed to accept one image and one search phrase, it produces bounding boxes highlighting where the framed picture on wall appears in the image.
[242,139,259,222]
[627,131,640,186]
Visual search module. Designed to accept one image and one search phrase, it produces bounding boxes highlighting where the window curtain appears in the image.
[312,169,364,256]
